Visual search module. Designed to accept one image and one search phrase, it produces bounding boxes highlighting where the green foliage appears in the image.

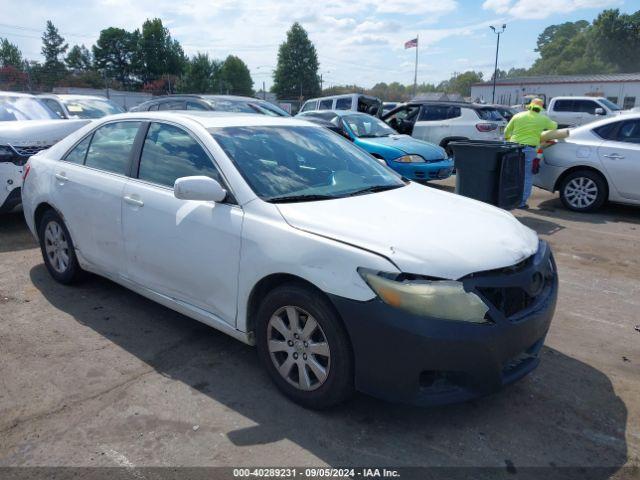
[41,20,68,86]
[591,9,640,73]
[219,55,253,95]
[92,27,140,87]
[65,45,92,72]
[438,71,483,96]
[272,23,320,99]
[0,38,23,68]
[137,18,186,83]
[181,53,222,93]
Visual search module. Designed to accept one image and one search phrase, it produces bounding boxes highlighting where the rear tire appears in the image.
[38,209,83,284]
[256,283,354,409]
[559,170,607,212]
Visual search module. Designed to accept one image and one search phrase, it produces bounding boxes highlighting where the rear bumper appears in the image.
[389,159,454,182]
[329,242,558,406]
[533,161,564,192]
[0,186,21,213]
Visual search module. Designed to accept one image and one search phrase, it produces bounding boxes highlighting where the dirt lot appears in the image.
[1,181,639,477]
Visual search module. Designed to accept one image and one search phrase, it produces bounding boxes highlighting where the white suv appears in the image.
[382,102,507,156]
[546,96,626,128]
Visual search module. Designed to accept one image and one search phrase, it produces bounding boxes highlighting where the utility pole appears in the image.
[490,24,506,103]
[263,80,266,99]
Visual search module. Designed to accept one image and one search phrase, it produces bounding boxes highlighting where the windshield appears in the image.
[477,108,504,121]
[211,125,405,202]
[342,114,396,138]
[0,96,58,121]
[206,98,256,113]
[249,101,290,117]
[598,98,621,111]
[62,98,124,118]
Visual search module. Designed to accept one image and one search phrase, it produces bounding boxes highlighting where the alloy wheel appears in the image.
[44,220,70,274]
[267,306,331,391]
[564,177,598,209]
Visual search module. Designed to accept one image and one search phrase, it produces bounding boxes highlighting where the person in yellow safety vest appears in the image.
[504,98,557,209]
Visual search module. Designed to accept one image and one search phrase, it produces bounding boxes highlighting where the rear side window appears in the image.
[64,135,92,164]
[186,101,208,111]
[593,123,617,140]
[335,97,352,110]
[148,103,159,111]
[138,122,221,188]
[419,105,458,121]
[41,99,65,118]
[553,100,573,112]
[616,120,640,144]
[318,99,333,110]
[158,101,185,110]
[84,122,141,175]
[300,101,317,112]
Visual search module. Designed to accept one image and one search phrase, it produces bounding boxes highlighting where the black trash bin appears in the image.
[449,140,525,210]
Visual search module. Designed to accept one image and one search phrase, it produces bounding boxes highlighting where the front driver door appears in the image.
[597,119,640,200]
[121,121,243,326]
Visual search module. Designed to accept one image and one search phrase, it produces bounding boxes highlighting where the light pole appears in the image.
[253,65,274,99]
[490,24,506,103]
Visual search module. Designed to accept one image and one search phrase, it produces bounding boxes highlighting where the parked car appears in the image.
[546,96,626,128]
[299,93,382,117]
[22,111,557,409]
[129,94,290,117]
[0,92,89,213]
[490,104,517,121]
[382,102,401,115]
[298,110,453,182]
[38,94,124,119]
[382,101,507,156]
[534,113,640,212]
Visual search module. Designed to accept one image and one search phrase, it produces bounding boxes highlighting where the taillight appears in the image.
[22,162,31,182]
[476,123,498,132]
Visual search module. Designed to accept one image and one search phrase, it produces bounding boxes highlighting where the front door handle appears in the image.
[55,173,68,182]
[123,195,144,207]
[603,153,624,160]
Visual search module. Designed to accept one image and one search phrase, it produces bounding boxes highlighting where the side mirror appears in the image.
[174,176,227,202]
[594,107,605,116]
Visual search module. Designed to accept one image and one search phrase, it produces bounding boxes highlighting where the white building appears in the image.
[471,73,640,109]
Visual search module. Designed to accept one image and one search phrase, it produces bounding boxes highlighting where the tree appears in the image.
[93,27,140,88]
[219,55,253,95]
[272,23,320,99]
[137,18,186,83]
[181,53,221,93]
[439,71,483,96]
[65,44,92,72]
[41,20,68,86]
[0,38,23,68]
[592,9,640,73]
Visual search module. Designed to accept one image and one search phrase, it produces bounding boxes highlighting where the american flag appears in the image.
[404,38,418,49]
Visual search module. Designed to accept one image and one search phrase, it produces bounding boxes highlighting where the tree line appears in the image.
[0,19,253,95]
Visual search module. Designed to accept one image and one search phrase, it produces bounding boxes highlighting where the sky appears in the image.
[0,0,637,90]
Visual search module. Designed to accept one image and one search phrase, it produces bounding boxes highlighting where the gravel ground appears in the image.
[0,181,638,478]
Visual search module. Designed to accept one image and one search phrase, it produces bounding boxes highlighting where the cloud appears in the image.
[372,0,458,16]
[482,0,621,19]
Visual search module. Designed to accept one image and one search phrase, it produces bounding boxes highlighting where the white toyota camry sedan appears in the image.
[534,113,640,212]
[22,112,558,409]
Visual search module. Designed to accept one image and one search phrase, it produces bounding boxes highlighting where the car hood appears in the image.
[0,119,91,146]
[357,134,446,159]
[276,183,539,279]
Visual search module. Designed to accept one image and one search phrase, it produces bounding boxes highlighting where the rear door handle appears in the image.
[603,153,624,160]
[123,195,144,207]
[55,173,68,182]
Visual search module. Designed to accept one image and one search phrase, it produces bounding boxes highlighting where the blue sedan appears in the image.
[298,110,454,182]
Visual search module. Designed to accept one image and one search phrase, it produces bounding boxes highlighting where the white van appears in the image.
[299,93,382,117]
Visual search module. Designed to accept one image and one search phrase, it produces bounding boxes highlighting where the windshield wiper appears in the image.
[267,194,337,203]
[346,185,403,197]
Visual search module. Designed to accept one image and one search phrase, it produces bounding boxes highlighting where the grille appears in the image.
[478,286,538,318]
[12,145,51,156]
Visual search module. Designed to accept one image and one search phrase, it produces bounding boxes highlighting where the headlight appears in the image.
[359,269,489,323]
[395,154,425,163]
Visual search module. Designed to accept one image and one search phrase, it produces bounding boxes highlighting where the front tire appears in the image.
[256,283,354,409]
[559,170,607,212]
[38,209,83,284]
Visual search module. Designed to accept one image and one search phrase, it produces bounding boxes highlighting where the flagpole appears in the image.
[413,34,419,99]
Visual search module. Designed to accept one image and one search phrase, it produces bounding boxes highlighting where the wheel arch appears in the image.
[553,165,609,198]
[33,202,61,235]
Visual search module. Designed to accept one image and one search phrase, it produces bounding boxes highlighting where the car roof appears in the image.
[0,91,35,98]
[406,100,492,109]
[96,111,317,129]
[39,94,111,101]
[139,94,267,103]
[304,93,380,103]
